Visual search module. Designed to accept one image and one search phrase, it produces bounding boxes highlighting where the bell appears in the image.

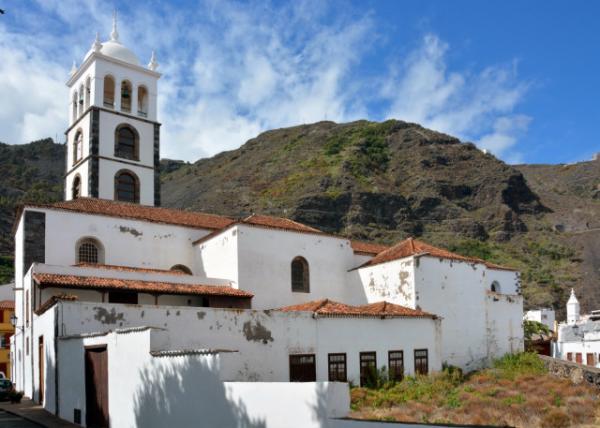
[122,87,130,99]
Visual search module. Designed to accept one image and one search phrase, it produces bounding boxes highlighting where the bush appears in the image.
[492,352,546,379]
[540,409,570,428]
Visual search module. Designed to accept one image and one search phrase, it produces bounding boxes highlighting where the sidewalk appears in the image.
[0,399,78,428]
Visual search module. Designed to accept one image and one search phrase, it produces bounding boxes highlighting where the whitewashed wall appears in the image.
[50,301,441,383]
[56,328,350,428]
[26,208,211,271]
[415,257,522,370]
[233,225,366,309]
[357,258,416,307]
[195,226,239,285]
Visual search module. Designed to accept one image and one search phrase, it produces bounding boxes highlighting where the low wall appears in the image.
[539,355,600,387]
[57,327,350,428]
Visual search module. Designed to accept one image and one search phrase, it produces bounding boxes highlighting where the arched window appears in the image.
[491,281,500,293]
[114,124,138,160]
[84,76,91,109]
[78,83,84,116]
[114,170,139,203]
[170,264,192,275]
[291,257,309,293]
[72,175,81,199]
[121,80,132,112]
[137,85,148,117]
[73,130,83,164]
[72,92,78,122]
[77,238,104,264]
[103,75,115,108]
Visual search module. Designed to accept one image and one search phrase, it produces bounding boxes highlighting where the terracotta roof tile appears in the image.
[33,273,253,298]
[75,263,189,275]
[35,294,78,315]
[351,241,390,255]
[0,300,14,309]
[241,214,323,234]
[361,237,516,271]
[277,298,436,319]
[22,198,234,230]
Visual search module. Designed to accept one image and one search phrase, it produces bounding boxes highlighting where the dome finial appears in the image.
[110,9,119,41]
[92,32,102,52]
[148,50,158,71]
[70,60,77,76]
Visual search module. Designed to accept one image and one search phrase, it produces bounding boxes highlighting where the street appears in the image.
[0,409,41,427]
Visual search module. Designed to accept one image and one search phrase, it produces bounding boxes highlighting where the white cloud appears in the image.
[383,34,530,160]
[0,2,531,163]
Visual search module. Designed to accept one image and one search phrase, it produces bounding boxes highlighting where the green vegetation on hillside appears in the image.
[0,256,12,284]
[350,353,599,427]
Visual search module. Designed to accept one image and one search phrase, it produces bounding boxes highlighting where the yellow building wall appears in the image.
[0,307,14,379]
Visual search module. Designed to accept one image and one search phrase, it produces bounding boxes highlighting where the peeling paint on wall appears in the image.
[93,307,125,325]
[118,226,143,237]
[242,320,274,344]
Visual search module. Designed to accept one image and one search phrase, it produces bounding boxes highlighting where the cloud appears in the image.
[0,2,531,164]
[383,34,530,160]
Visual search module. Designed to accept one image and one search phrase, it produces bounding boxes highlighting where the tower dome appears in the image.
[84,11,140,66]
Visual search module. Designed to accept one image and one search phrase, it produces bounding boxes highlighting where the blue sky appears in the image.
[1,0,598,164]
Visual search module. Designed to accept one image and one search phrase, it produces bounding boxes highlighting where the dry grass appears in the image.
[349,353,600,427]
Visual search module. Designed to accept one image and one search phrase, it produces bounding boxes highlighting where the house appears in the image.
[10,16,524,428]
[524,308,556,331]
[0,298,14,378]
[554,289,600,367]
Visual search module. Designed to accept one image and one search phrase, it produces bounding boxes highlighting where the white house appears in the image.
[554,289,600,367]
[9,16,524,428]
[524,308,555,331]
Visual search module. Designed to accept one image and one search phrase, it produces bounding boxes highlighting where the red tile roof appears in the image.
[20,198,235,230]
[361,237,516,271]
[241,214,324,234]
[351,241,390,255]
[35,294,78,315]
[75,263,189,275]
[277,298,436,319]
[33,273,253,298]
[0,300,14,309]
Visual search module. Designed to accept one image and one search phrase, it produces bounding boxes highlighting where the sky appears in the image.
[0,0,599,164]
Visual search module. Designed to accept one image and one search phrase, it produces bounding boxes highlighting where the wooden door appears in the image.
[85,346,109,428]
[576,353,583,364]
[38,336,44,404]
[587,353,595,366]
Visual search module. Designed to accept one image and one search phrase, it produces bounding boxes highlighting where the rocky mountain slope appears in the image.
[1,121,598,315]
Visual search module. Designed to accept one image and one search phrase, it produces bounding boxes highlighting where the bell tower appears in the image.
[65,13,161,206]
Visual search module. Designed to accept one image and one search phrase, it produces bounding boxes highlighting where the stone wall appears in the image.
[539,355,600,387]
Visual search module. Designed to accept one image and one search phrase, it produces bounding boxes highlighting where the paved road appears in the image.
[0,409,41,427]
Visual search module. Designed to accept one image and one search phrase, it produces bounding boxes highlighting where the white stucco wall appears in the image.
[23,208,210,271]
[358,258,416,307]
[414,257,523,370]
[195,226,239,285]
[44,301,441,384]
[233,225,365,309]
[55,328,350,428]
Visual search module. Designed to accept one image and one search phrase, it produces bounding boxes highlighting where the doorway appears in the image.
[85,346,109,428]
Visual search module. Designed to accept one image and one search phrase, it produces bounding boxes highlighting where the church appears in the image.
[10,17,524,428]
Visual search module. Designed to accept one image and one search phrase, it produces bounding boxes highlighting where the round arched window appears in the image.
[170,264,193,275]
[77,238,104,264]
[115,170,139,203]
[115,125,137,160]
[72,175,81,199]
[291,256,310,293]
[73,130,83,164]
[491,281,500,293]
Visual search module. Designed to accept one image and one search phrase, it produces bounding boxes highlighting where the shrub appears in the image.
[540,409,570,428]
[492,352,546,379]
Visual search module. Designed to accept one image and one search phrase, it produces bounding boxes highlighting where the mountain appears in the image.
[1,121,598,316]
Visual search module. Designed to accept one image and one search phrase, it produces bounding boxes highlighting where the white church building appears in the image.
[554,289,600,368]
[10,18,524,428]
